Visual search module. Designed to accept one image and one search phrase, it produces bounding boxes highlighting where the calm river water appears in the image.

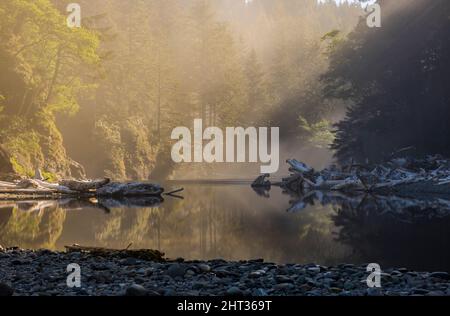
[1,182,450,271]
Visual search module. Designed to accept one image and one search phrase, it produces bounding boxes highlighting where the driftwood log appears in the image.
[0,177,164,200]
[65,244,166,262]
[59,178,111,192]
[259,155,450,196]
[252,174,271,187]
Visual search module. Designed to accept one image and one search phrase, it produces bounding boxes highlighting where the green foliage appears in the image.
[299,116,335,149]
[0,0,100,177]
[0,95,4,118]
[321,29,345,56]
[93,118,127,179]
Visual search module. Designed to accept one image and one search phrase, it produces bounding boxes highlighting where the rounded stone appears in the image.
[198,264,211,273]
[226,287,243,296]
[125,284,148,296]
[0,283,14,296]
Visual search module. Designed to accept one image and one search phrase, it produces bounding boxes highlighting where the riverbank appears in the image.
[1,248,450,296]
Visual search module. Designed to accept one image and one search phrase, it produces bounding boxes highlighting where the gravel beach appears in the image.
[1,247,450,296]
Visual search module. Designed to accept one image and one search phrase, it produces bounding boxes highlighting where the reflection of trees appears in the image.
[86,185,353,264]
[94,207,158,249]
[0,204,66,249]
[332,195,450,271]
[0,186,360,265]
[153,186,353,264]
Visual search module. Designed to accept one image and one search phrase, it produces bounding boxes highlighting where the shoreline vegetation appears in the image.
[0,246,449,296]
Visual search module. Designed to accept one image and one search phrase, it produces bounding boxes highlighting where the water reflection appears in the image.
[1,184,450,271]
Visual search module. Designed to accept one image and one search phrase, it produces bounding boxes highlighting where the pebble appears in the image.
[226,286,244,296]
[125,284,148,296]
[167,263,186,278]
[0,283,14,296]
[274,283,295,290]
[0,249,449,297]
[366,288,383,296]
[198,264,211,273]
[252,288,268,296]
[429,272,450,280]
[308,266,321,273]
[275,275,293,283]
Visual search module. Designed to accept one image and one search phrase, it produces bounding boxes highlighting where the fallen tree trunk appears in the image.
[0,177,164,200]
[65,244,166,262]
[97,182,164,197]
[59,178,110,192]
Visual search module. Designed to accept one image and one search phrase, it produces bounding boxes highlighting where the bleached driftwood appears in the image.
[0,177,163,199]
[287,159,314,174]
[259,155,450,195]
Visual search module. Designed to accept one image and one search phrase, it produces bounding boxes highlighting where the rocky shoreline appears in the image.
[1,248,450,296]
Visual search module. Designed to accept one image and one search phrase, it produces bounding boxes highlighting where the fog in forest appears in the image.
[1,0,449,181]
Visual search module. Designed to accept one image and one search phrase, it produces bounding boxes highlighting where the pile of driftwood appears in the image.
[253,155,450,195]
[0,174,164,199]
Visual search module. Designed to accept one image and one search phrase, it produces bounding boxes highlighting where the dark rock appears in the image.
[198,264,211,273]
[252,288,268,296]
[366,288,383,296]
[226,287,244,296]
[249,271,265,278]
[330,287,342,294]
[274,283,295,291]
[90,272,112,283]
[307,266,321,273]
[299,284,313,292]
[429,272,450,280]
[167,263,186,278]
[123,258,138,265]
[275,275,293,283]
[0,283,14,296]
[125,284,148,296]
[411,288,429,295]
[192,281,209,290]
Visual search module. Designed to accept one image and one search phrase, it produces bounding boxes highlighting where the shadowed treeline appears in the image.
[325,0,450,163]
